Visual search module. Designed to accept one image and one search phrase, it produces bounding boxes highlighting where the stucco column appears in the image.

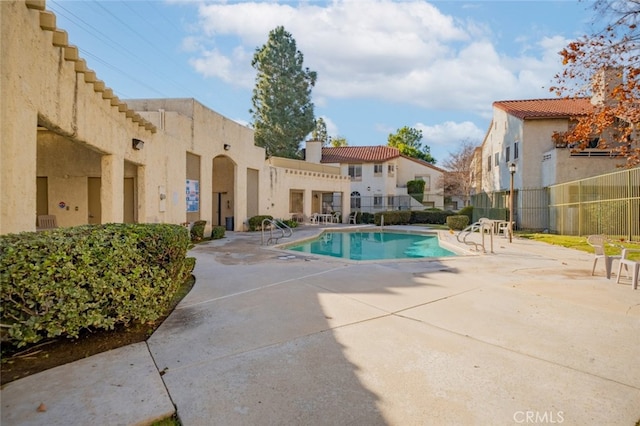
[1,107,38,233]
[101,154,124,223]
[342,190,351,223]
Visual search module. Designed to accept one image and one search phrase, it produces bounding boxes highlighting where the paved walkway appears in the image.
[2,226,639,425]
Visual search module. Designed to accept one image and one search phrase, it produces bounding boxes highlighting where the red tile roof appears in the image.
[321,146,401,163]
[494,98,593,119]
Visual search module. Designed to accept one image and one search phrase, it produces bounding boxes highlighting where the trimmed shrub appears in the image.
[278,219,299,228]
[210,226,225,239]
[446,215,470,230]
[190,220,207,242]
[407,179,425,203]
[374,211,411,225]
[410,210,456,225]
[0,224,195,348]
[248,215,273,231]
[360,212,374,224]
[458,205,473,223]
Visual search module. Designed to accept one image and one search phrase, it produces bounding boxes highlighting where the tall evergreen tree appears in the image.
[250,26,317,158]
[312,117,329,146]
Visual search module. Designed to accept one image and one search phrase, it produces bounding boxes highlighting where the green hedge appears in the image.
[410,210,456,225]
[248,215,273,231]
[0,224,195,348]
[446,215,470,230]
[190,220,207,242]
[374,211,412,225]
[210,226,225,239]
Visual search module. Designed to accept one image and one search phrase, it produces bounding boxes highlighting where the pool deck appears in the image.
[2,224,639,425]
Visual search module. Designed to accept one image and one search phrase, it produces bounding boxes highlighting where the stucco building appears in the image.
[1,1,350,235]
[305,142,445,214]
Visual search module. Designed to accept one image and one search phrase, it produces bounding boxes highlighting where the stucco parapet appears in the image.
[26,0,46,10]
[64,45,79,61]
[93,80,106,92]
[52,29,68,46]
[39,10,56,30]
[83,70,97,83]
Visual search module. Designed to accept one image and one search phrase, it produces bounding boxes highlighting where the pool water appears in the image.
[285,231,456,261]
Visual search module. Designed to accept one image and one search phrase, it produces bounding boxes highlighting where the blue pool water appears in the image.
[285,231,456,261]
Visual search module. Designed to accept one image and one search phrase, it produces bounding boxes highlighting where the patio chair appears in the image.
[587,235,621,279]
[332,212,341,223]
[348,211,359,224]
[615,248,640,289]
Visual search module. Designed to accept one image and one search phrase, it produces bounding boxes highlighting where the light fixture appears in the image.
[132,138,144,150]
[223,144,231,151]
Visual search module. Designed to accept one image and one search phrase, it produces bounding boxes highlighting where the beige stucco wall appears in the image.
[263,158,351,223]
[3,1,349,235]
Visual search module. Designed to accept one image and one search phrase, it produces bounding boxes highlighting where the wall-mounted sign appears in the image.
[58,201,66,209]
[186,179,199,212]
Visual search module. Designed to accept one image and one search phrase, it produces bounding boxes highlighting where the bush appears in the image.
[407,179,425,203]
[410,210,456,225]
[248,215,273,231]
[210,226,225,239]
[446,215,470,230]
[360,212,374,224]
[0,224,195,348]
[190,220,207,242]
[374,211,411,225]
[277,219,299,228]
[458,205,473,223]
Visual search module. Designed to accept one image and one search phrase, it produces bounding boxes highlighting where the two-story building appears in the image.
[304,141,444,215]
[474,97,627,230]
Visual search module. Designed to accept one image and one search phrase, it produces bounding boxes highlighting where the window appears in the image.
[494,152,499,166]
[350,191,361,209]
[388,164,395,176]
[374,163,383,176]
[588,137,600,149]
[487,155,492,171]
[514,142,519,159]
[387,196,395,207]
[506,146,511,162]
[373,196,383,208]
[348,164,362,181]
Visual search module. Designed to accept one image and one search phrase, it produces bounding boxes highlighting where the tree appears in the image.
[330,136,348,147]
[251,26,317,158]
[387,126,436,164]
[439,139,477,207]
[312,117,329,146]
[551,0,639,167]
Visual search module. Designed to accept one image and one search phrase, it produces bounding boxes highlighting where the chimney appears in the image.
[305,139,323,163]
[591,66,623,106]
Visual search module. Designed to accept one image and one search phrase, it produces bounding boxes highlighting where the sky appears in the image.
[46,0,597,164]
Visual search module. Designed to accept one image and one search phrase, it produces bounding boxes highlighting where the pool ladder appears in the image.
[456,218,495,253]
[261,219,293,245]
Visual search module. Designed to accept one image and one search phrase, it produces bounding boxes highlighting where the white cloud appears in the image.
[416,120,485,161]
[186,0,571,119]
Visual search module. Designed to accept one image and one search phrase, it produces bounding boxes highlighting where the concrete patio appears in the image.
[2,225,639,425]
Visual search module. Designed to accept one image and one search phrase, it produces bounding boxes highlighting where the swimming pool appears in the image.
[284,230,456,261]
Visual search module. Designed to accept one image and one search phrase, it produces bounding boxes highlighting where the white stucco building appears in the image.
[304,142,445,214]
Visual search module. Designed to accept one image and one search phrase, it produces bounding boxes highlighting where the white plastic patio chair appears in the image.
[615,248,640,289]
[348,211,359,224]
[587,235,621,279]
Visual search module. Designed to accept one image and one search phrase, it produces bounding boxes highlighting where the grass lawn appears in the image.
[518,233,640,261]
